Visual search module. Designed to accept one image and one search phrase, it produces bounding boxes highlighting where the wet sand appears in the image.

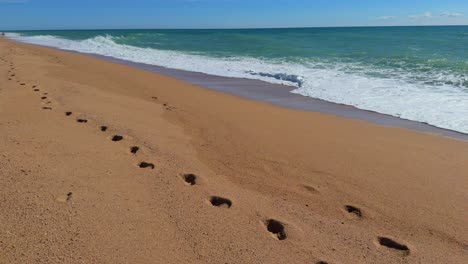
[0,37,467,263]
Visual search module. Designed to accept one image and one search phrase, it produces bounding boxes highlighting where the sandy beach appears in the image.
[0,37,467,263]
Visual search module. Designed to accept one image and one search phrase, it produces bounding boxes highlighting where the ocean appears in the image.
[6,27,468,134]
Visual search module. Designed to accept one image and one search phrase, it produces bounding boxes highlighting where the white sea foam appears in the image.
[8,33,468,134]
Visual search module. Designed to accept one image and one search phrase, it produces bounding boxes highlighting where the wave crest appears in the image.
[246,71,304,87]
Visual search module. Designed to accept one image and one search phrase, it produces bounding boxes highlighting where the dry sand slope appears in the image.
[0,38,467,264]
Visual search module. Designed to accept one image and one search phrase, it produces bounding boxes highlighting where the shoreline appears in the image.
[93,53,468,141]
[1,37,467,263]
[8,36,467,141]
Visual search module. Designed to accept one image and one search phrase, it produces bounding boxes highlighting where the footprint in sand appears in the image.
[41,96,47,100]
[111,135,123,142]
[56,192,73,203]
[182,173,197,185]
[65,111,72,116]
[303,184,319,194]
[209,196,232,208]
[265,219,287,240]
[77,119,88,123]
[100,126,108,132]
[377,236,410,255]
[138,162,155,169]
[344,205,362,218]
[130,146,140,154]
[42,107,52,110]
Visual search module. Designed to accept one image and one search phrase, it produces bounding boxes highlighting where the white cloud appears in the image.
[440,12,464,17]
[376,16,396,20]
[409,12,432,19]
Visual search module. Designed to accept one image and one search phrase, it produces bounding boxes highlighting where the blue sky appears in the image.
[1,0,467,30]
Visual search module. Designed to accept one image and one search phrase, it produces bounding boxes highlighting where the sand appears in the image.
[0,37,467,264]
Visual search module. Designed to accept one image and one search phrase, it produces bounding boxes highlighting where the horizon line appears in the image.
[2,24,468,32]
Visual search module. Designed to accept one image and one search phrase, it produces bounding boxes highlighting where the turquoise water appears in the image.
[8,27,468,133]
